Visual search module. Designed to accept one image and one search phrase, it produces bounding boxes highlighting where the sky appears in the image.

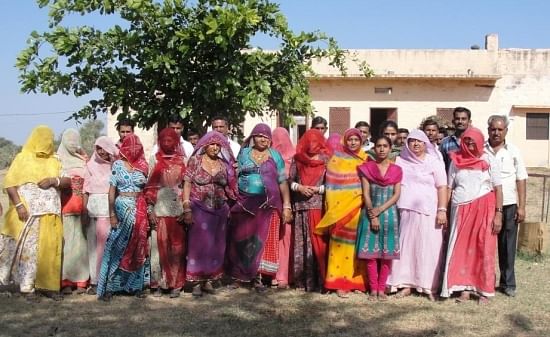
[1,0,550,145]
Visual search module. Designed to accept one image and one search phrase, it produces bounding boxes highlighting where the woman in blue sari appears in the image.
[226,123,293,291]
[97,134,150,301]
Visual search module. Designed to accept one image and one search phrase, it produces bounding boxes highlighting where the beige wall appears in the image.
[108,35,550,166]
[106,114,157,159]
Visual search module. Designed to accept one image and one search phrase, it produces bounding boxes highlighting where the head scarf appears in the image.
[342,128,363,159]
[145,128,186,204]
[83,136,118,194]
[191,130,238,200]
[57,128,86,176]
[4,125,61,188]
[295,129,331,186]
[327,133,343,153]
[399,129,439,165]
[450,127,489,171]
[271,127,295,176]
[243,123,272,148]
[157,128,184,158]
[119,134,148,175]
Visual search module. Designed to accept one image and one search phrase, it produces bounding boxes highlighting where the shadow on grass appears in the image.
[0,289,455,337]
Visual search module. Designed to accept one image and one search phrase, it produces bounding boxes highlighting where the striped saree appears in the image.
[316,150,368,291]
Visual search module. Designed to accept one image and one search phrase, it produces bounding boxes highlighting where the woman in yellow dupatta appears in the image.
[316,128,368,297]
[0,126,70,301]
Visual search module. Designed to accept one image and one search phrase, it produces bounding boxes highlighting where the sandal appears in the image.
[75,287,87,295]
[202,281,216,295]
[254,283,268,294]
[134,290,147,299]
[192,284,203,297]
[24,292,41,303]
[151,288,162,297]
[169,288,181,298]
[395,288,411,299]
[86,285,97,295]
[61,286,73,295]
[99,292,113,302]
[42,291,64,301]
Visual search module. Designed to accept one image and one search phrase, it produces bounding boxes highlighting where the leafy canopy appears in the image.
[17,0,370,135]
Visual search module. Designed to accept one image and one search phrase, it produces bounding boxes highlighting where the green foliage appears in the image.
[79,120,105,156]
[0,138,22,170]
[18,0,370,137]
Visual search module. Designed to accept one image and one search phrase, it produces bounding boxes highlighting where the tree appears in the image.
[0,138,21,170]
[79,120,105,156]
[16,0,370,137]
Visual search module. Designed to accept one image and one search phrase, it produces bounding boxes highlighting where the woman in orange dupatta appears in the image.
[290,129,332,291]
[315,128,368,297]
[441,127,503,304]
[145,128,187,298]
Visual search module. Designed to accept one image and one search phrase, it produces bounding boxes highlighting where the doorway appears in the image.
[370,108,397,138]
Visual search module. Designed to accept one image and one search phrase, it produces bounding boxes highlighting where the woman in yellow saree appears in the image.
[0,126,70,301]
[316,128,368,297]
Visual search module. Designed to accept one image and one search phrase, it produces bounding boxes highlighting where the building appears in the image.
[109,34,550,166]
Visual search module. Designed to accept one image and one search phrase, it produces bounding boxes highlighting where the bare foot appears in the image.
[478,295,489,305]
[336,290,349,298]
[395,288,411,299]
[368,291,377,301]
[378,292,388,301]
[455,291,471,303]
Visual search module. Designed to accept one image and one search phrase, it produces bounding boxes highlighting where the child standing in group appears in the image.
[356,136,402,300]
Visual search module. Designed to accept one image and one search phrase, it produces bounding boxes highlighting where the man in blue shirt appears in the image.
[439,107,472,171]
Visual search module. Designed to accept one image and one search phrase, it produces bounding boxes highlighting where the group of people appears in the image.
[0,107,527,305]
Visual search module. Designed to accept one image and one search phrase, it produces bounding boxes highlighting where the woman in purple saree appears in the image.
[226,123,293,292]
[182,131,238,297]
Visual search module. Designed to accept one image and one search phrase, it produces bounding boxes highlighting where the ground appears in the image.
[0,169,549,337]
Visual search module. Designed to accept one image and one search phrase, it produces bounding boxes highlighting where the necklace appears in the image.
[202,156,221,175]
[252,148,268,163]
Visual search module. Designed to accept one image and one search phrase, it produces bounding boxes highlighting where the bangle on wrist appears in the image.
[15,202,24,209]
[437,207,447,212]
[495,207,503,213]
[318,185,325,194]
[56,177,60,187]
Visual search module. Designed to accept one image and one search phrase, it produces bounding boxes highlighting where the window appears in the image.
[436,108,454,124]
[329,107,350,135]
[526,113,549,140]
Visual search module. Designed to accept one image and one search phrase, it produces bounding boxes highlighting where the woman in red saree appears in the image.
[441,127,503,304]
[289,129,331,291]
[145,128,186,298]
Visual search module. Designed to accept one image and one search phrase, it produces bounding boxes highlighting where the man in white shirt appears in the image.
[211,116,240,158]
[355,121,373,152]
[484,115,528,298]
[151,115,194,162]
